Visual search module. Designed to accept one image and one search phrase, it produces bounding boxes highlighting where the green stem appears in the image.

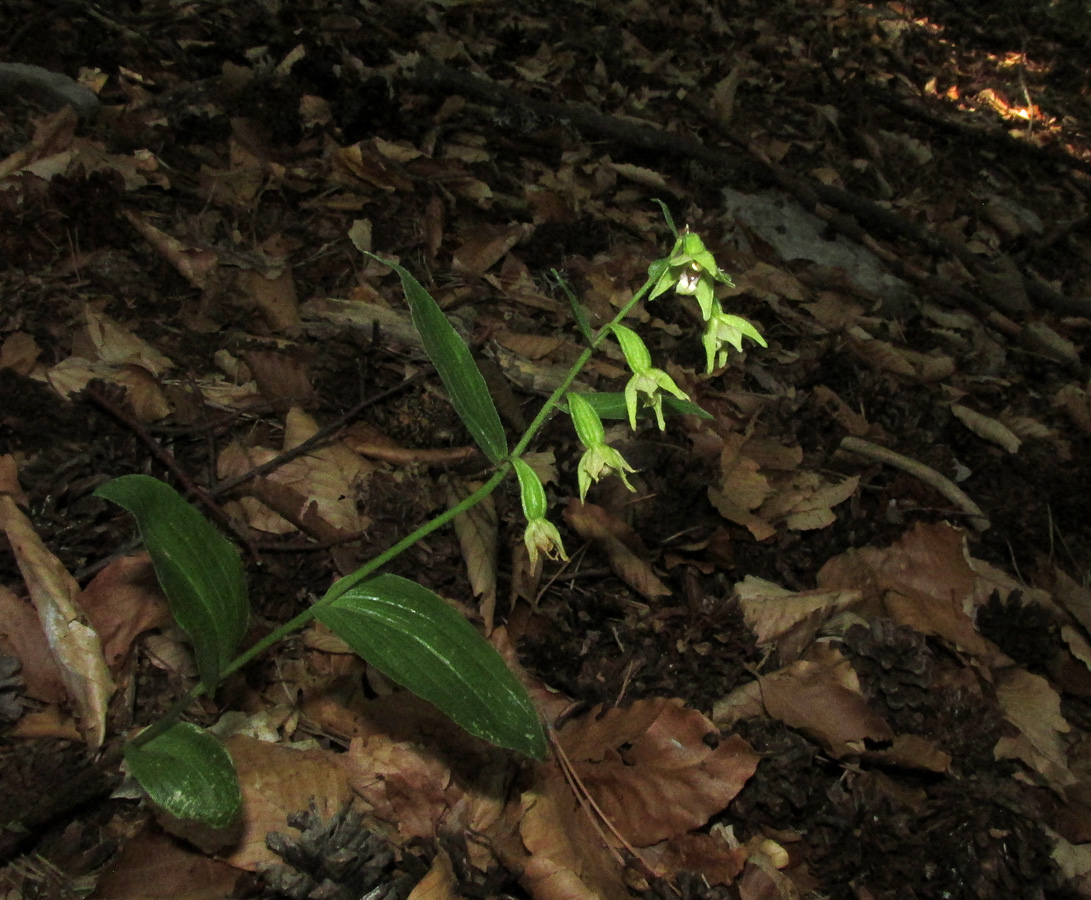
[129,264,664,749]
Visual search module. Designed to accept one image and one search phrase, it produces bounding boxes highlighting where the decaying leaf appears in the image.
[563,500,670,600]
[0,495,114,748]
[449,479,498,632]
[556,698,759,846]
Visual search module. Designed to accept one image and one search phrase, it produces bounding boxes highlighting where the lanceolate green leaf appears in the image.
[366,254,508,465]
[95,475,248,688]
[315,574,546,759]
[124,722,241,829]
[561,391,712,421]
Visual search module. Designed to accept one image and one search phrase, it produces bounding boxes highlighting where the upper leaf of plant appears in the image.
[124,721,241,829]
[366,254,508,465]
[315,574,546,759]
[560,391,712,421]
[95,475,248,688]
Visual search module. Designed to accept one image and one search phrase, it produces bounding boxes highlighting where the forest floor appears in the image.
[2,0,1091,898]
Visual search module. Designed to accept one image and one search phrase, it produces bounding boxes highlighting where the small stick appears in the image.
[839,436,990,532]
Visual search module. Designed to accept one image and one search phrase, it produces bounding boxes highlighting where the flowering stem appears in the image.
[131,265,664,746]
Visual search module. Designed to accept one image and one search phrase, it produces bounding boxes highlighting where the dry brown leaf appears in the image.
[241,266,301,335]
[0,331,44,377]
[240,349,316,408]
[91,828,240,900]
[1054,384,1091,436]
[1052,567,1091,637]
[76,306,173,375]
[0,495,114,747]
[0,583,67,702]
[334,139,414,191]
[218,407,373,537]
[736,575,862,662]
[199,735,355,870]
[846,330,918,378]
[811,384,883,438]
[708,487,776,542]
[112,363,172,421]
[862,733,951,773]
[718,455,772,511]
[449,480,498,632]
[343,735,453,839]
[817,522,1006,661]
[519,765,630,900]
[123,210,219,291]
[994,667,1074,789]
[757,649,893,757]
[407,848,463,900]
[0,454,28,504]
[494,330,566,361]
[951,403,1022,454]
[77,554,171,672]
[563,500,670,600]
[336,693,512,842]
[642,832,749,887]
[557,698,759,846]
[452,222,532,276]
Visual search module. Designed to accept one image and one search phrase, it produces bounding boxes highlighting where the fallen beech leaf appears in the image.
[520,766,630,900]
[77,306,173,375]
[736,575,862,662]
[77,553,171,671]
[817,522,1004,662]
[449,480,498,632]
[336,693,512,841]
[0,495,114,748]
[0,583,66,702]
[863,733,951,773]
[564,501,670,600]
[642,832,748,886]
[994,667,1074,788]
[758,651,893,757]
[197,734,355,870]
[452,222,532,276]
[557,698,759,846]
[407,848,461,900]
[92,828,240,900]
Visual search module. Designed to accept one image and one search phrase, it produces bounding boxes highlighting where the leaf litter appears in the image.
[1,0,1091,897]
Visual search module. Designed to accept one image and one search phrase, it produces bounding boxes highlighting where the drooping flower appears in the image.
[701,300,768,373]
[611,324,690,431]
[512,457,567,569]
[567,393,637,501]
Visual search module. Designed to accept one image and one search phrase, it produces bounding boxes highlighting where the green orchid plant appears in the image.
[96,205,766,828]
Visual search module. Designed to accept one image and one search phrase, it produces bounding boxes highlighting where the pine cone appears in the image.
[260,803,427,900]
[0,654,24,727]
[843,619,933,723]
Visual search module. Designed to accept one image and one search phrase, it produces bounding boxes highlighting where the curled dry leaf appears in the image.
[449,480,498,632]
[735,574,862,663]
[563,500,670,600]
[0,495,114,748]
[951,403,1022,454]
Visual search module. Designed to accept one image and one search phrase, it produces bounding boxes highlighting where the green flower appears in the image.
[648,229,734,316]
[512,457,567,569]
[701,300,768,373]
[611,324,690,431]
[523,516,568,570]
[568,393,637,501]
